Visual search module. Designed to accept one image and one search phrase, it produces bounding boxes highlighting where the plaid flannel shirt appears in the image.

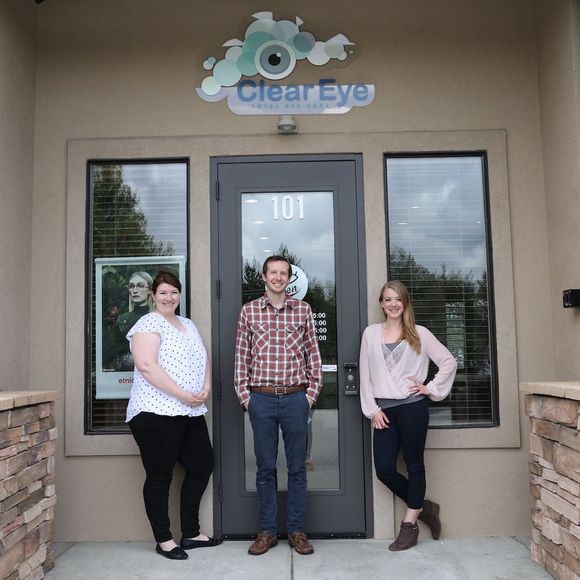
[234,294,323,405]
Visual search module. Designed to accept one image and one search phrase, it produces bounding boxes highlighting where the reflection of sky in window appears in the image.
[122,164,187,255]
[387,157,487,279]
[242,192,334,285]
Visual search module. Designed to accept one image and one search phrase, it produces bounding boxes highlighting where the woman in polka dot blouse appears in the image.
[126,270,221,560]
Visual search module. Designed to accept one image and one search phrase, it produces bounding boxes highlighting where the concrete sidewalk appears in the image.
[45,536,550,580]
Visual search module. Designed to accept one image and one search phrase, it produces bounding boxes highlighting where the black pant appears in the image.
[372,398,429,510]
[129,412,214,542]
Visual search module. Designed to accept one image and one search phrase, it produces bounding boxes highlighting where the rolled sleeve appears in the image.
[234,307,252,405]
[303,307,323,403]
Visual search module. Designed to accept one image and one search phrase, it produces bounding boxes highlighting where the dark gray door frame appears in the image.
[210,153,373,538]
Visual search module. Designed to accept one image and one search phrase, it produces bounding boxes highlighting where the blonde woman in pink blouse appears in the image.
[359,280,457,551]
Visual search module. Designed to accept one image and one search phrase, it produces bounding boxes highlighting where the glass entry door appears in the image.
[212,155,369,537]
[241,191,339,492]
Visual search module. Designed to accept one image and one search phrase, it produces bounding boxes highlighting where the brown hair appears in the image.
[262,255,292,276]
[379,280,421,353]
[152,270,182,294]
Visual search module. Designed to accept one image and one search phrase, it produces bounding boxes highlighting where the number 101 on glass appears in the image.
[272,195,304,220]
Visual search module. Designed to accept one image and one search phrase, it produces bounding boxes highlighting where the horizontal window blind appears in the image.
[385,155,496,427]
[87,161,188,433]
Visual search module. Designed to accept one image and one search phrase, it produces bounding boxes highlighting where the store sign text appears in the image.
[196,78,374,115]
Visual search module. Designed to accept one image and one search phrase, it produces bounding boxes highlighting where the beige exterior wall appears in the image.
[18,0,566,541]
[0,1,36,390]
[64,129,518,544]
[536,0,580,378]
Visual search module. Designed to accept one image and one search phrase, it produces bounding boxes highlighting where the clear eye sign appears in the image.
[196,11,375,115]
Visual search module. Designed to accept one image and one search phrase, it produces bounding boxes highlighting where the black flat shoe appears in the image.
[180,536,222,550]
[156,544,188,560]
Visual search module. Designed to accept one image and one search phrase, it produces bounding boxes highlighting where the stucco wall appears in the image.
[0,1,36,390]
[28,0,553,541]
[536,0,580,380]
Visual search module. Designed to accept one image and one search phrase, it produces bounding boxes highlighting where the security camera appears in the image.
[277,115,297,134]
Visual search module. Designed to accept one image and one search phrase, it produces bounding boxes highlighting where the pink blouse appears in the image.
[359,323,457,419]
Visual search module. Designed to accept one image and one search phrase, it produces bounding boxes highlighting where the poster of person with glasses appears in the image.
[95,256,186,399]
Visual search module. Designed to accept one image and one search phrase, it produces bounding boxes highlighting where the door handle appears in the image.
[343,362,359,396]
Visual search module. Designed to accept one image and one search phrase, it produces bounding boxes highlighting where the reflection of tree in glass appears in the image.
[91,165,176,425]
[242,256,264,304]
[92,165,174,258]
[241,244,337,410]
[389,245,493,425]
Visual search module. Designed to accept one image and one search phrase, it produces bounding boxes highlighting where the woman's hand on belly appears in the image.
[190,389,209,406]
[179,390,203,407]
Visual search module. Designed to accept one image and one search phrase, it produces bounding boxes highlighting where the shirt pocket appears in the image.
[251,323,269,351]
[285,324,304,351]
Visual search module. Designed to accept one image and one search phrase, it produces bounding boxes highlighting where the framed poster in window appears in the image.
[95,255,186,399]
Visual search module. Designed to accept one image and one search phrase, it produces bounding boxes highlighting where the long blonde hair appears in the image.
[379,280,421,353]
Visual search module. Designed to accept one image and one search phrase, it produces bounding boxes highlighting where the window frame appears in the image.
[65,131,519,456]
[384,151,499,429]
[84,157,190,435]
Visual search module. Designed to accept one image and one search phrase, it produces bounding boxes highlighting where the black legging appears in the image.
[372,398,429,510]
[129,412,214,542]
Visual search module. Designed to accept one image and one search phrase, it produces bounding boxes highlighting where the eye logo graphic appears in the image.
[196,11,375,115]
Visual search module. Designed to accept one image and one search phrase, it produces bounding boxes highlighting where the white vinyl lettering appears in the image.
[272,194,305,220]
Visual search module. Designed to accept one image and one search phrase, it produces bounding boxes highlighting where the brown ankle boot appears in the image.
[388,521,419,551]
[418,499,441,540]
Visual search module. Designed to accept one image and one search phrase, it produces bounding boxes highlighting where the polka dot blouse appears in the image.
[125,312,208,422]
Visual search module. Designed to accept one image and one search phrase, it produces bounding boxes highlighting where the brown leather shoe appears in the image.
[288,531,314,555]
[388,522,419,551]
[248,531,278,555]
[418,499,441,540]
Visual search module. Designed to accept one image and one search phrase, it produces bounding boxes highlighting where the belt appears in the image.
[250,384,306,395]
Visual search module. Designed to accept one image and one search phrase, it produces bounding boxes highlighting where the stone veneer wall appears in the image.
[0,391,58,580]
[524,387,580,580]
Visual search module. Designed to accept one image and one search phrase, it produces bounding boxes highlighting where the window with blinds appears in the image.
[86,160,189,433]
[385,154,497,427]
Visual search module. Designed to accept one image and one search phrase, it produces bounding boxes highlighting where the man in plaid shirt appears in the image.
[234,255,322,556]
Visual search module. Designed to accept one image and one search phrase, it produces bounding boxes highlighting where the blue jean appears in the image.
[248,391,310,534]
[373,398,429,510]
